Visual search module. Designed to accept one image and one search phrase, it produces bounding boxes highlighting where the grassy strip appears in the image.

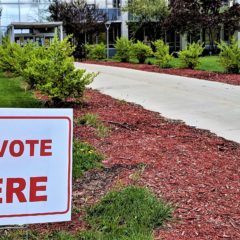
[78,113,110,138]
[79,186,172,240]
[0,72,42,108]
[145,56,224,72]
[73,140,104,179]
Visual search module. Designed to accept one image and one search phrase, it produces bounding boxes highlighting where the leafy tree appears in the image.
[124,0,169,41]
[222,3,240,36]
[48,0,106,54]
[165,0,240,51]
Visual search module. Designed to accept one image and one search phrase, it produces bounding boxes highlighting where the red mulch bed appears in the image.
[83,60,240,86]
[30,89,240,239]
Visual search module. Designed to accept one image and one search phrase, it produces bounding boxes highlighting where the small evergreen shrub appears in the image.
[217,37,240,73]
[131,41,153,64]
[85,43,106,60]
[0,38,37,75]
[153,40,173,68]
[179,41,204,69]
[73,140,104,179]
[24,35,96,105]
[114,37,132,62]
[0,38,21,73]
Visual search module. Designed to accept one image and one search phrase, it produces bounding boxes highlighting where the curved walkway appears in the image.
[75,62,240,143]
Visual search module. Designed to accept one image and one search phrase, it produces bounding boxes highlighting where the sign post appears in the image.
[0,109,73,225]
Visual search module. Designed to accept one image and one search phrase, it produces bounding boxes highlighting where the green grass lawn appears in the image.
[130,56,225,73]
[0,72,41,108]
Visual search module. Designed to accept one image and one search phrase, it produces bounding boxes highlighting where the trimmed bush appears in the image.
[217,37,240,74]
[131,41,153,64]
[85,43,106,60]
[114,37,132,62]
[153,40,173,68]
[179,41,204,69]
[0,38,38,75]
[23,35,96,105]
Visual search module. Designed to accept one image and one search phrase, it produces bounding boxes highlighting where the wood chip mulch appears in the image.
[76,89,240,240]
[84,60,240,86]
[31,88,240,239]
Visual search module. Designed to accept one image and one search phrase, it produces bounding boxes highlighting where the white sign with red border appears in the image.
[0,109,73,225]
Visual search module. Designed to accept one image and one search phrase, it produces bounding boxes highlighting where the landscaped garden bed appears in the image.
[26,88,240,239]
[1,35,240,239]
[83,60,240,86]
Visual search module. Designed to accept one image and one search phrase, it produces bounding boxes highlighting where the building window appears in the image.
[113,0,121,8]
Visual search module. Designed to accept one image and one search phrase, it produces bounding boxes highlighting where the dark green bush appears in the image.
[179,41,204,69]
[153,40,173,68]
[131,41,153,64]
[85,43,106,60]
[114,37,132,62]
[217,37,240,73]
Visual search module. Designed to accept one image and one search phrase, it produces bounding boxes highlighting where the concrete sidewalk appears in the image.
[75,62,240,143]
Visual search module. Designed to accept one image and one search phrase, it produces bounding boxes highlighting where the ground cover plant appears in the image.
[78,113,110,138]
[80,186,172,240]
[73,140,104,179]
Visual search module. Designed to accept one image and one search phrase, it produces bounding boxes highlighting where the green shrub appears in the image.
[85,43,106,60]
[80,186,172,239]
[179,41,204,69]
[131,41,153,64]
[0,38,21,73]
[0,38,37,75]
[24,35,96,105]
[114,37,132,62]
[153,40,173,68]
[217,37,240,73]
[73,140,104,179]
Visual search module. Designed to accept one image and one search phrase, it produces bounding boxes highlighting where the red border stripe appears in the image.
[0,116,72,218]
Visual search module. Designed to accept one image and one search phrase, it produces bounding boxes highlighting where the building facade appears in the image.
[0,0,239,50]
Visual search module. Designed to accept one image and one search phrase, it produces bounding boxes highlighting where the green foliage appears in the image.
[85,43,106,60]
[217,36,240,73]
[78,113,100,127]
[78,113,110,138]
[114,37,132,62]
[153,39,173,68]
[131,41,153,64]
[23,35,96,104]
[179,41,204,69]
[80,186,172,239]
[0,38,38,76]
[73,140,104,179]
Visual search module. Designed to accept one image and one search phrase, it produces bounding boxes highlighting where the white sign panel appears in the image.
[0,109,73,225]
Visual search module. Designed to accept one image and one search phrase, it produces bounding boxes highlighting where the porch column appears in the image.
[180,33,188,50]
